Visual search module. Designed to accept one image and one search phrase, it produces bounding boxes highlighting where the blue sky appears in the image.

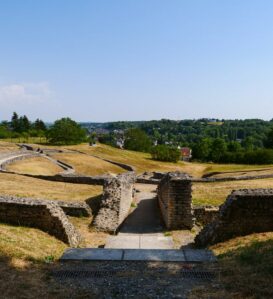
[1,0,273,121]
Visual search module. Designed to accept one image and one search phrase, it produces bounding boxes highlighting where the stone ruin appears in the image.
[93,172,136,233]
[157,172,194,230]
[0,196,81,247]
[0,166,272,248]
[195,189,273,247]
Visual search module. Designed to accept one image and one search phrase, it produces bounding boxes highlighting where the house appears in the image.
[180,147,192,162]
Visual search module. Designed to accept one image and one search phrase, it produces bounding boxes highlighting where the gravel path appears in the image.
[52,260,221,299]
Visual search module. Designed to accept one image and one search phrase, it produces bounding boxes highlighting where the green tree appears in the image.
[11,112,20,132]
[192,138,212,160]
[33,118,47,131]
[47,117,86,145]
[264,127,273,148]
[209,138,227,162]
[227,141,242,152]
[124,128,152,152]
[151,145,181,162]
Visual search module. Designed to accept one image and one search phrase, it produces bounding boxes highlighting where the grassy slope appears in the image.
[6,156,63,175]
[66,143,273,176]
[0,172,102,201]
[0,223,68,299]
[51,152,125,176]
[190,232,273,299]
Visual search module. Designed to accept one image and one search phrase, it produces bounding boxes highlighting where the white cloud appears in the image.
[0,82,54,105]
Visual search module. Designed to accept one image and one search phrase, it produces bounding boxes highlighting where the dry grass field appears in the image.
[192,178,273,206]
[0,172,102,201]
[6,157,63,175]
[51,152,125,176]
[0,141,19,153]
[66,143,273,177]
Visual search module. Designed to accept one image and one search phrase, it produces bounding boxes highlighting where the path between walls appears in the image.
[105,183,174,249]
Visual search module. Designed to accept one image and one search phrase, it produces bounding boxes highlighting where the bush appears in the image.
[219,149,273,165]
[151,145,181,162]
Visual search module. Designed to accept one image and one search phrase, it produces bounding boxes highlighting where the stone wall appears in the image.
[20,173,107,186]
[57,201,92,217]
[193,206,219,226]
[94,172,136,232]
[0,196,81,247]
[136,172,166,184]
[0,152,39,171]
[195,189,273,247]
[157,172,194,230]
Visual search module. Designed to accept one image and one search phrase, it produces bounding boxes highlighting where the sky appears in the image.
[1,0,273,122]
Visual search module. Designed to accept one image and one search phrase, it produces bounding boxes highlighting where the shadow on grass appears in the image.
[217,239,273,298]
[0,253,98,298]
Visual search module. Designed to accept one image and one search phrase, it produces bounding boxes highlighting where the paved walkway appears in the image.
[105,184,174,249]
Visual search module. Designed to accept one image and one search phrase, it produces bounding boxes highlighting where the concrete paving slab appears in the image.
[105,235,140,249]
[123,249,186,262]
[140,235,174,249]
[60,248,217,262]
[183,249,217,262]
[60,248,123,261]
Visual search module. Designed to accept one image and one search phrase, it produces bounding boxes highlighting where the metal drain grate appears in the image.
[180,270,217,280]
[52,270,117,279]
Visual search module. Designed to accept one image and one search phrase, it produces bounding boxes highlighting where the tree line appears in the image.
[100,119,273,164]
[0,113,87,145]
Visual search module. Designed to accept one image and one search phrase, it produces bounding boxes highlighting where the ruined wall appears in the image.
[195,189,273,247]
[157,172,194,230]
[16,173,107,185]
[94,172,135,232]
[0,152,39,171]
[193,206,219,226]
[57,201,92,217]
[136,172,165,184]
[0,196,81,247]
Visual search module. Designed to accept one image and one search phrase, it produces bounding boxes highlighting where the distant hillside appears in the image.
[81,118,273,148]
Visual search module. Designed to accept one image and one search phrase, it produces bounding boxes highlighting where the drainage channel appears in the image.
[52,270,218,280]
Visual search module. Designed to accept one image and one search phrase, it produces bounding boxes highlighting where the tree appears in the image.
[192,138,212,160]
[227,141,242,152]
[11,112,20,132]
[151,145,181,162]
[242,136,255,151]
[33,118,47,131]
[47,117,86,145]
[124,128,152,152]
[19,115,31,132]
[264,127,273,148]
[209,138,227,162]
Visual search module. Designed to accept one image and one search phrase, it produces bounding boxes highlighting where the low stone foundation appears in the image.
[94,172,136,232]
[157,172,194,230]
[195,189,273,247]
[57,201,92,217]
[0,196,81,247]
[21,173,108,185]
